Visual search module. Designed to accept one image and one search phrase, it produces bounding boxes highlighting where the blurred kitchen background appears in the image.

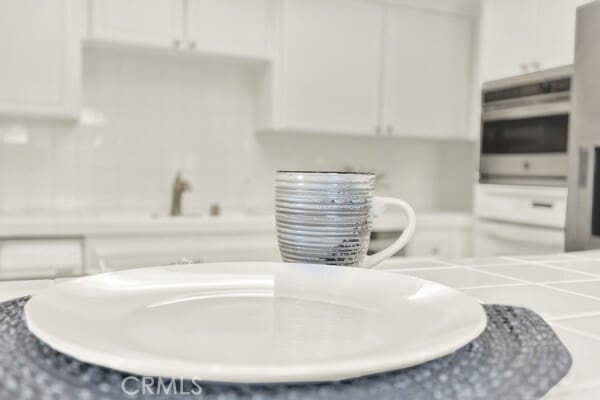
[0,0,590,279]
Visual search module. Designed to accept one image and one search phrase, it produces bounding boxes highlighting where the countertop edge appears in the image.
[0,212,473,238]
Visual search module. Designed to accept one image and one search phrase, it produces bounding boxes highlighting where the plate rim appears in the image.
[25,262,487,383]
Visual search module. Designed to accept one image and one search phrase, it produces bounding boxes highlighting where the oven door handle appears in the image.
[531,201,554,209]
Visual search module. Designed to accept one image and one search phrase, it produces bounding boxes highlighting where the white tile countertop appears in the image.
[377,251,600,399]
[4,249,598,398]
[0,211,472,237]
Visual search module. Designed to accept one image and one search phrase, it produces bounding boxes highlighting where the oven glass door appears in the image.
[481,114,569,154]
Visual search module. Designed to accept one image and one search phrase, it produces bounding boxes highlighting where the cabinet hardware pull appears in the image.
[386,125,393,135]
[520,63,529,73]
[189,41,197,50]
[532,201,553,209]
[578,148,589,188]
[173,39,181,48]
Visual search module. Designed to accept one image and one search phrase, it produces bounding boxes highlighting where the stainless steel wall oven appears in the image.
[480,66,572,187]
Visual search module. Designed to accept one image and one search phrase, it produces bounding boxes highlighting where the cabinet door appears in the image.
[382,6,472,138]
[0,0,80,117]
[535,0,593,70]
[274,0,382,134]
[0,239,83,280]
[90,0,183,48]
[85,234,280,273]
[405,230,454,258]
[473,220,564,257]
[479,0,538,81]
[186,0,272,58]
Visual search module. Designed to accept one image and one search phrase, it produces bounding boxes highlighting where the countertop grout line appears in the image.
[386,265,532,288]
[390,265,600,295]
[550,320,600,341]
[433,259,458,266]
[546,310,600,322]
[537,282,600,302]
[502,254,582,263]
[463,264,600,286]
[551,313,600,323]
[460,265,531,284]
[457,283,530,290]
[546,380,600,398]
[532,257,600,264]
[382,266,463,273]
[539,278,600,285]
[454,261,526,267]
[514,259,600,278]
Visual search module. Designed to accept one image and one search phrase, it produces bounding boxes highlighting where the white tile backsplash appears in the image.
[0,46,474,216]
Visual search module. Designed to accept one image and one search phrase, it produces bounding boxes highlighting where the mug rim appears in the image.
[276,170,375,176]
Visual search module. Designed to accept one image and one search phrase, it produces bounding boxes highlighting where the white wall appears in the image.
[0,45,474,216]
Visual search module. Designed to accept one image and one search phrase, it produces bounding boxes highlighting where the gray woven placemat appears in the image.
[0,297,571,400]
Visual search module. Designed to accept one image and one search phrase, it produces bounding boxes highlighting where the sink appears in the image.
[149,213,204,219]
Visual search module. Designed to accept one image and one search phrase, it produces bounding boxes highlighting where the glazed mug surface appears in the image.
[275,171,416,268]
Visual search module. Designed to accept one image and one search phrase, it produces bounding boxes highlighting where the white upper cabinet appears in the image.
[89,0,272,58]
[89,0,184,48]
[0,0,81,118]
[382,7,473,138]
[266,0,475,139]
[186,0,272,58]
[479,0,538,81]
[535,0,593,70]
[271,0,383,134]
[480,0,593,82]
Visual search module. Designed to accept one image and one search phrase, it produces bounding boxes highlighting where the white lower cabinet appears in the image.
[0,239,83,280]
[0,233,281,279]
[85,233,281,273]
[473,220,564,257]
[0,221,474,280]
[405,228,472,259]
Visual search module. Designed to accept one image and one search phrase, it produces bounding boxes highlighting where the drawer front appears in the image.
[473,220,564,257]
[475,184,567,228]
[86,233,281,272]
[0,239,83,279]
[406,231,455,258]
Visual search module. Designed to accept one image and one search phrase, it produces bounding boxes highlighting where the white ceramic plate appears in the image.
[25,262,486,383]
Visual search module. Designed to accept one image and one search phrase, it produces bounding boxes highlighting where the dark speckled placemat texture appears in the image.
[0,297,571,400]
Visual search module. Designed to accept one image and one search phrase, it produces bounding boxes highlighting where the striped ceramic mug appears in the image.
[275,171,415,268]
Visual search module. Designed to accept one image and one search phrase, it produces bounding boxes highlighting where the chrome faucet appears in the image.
[170,171,191,216]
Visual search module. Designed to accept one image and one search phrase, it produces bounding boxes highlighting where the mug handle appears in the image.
[361,196,416,268]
